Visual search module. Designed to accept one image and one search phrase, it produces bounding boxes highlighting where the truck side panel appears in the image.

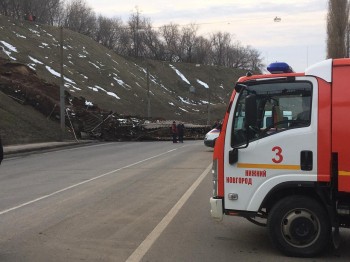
[332,60,350,193]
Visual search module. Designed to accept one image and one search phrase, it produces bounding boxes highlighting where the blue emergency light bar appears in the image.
[267,62,294,74]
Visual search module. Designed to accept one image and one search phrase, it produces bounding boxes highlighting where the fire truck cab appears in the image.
[210,59,350,257]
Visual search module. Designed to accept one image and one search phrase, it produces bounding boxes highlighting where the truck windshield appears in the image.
[231,81,312,147]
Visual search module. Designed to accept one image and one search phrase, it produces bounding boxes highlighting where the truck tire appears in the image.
[267,195,330,257]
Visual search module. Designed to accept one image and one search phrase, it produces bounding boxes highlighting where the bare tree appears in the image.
[128,7,149,58]
[142,23,164,59]
[327,0,349,58]
[1,0,21,19]
[115,28,132,56]
[210,32,232,66]
[226,41,247,69]
[26,0,62,24]
[0,0,61,22]
[160,23,181,62]
[179,23,198,63]
[52,0,66,26]
[63,0,96,37]
[191,36,212,64]
[35,0,62,25]
[245,46,264,71]
[0,0,11,16]
[95,16,124,49]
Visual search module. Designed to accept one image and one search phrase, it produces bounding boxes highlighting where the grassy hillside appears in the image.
[0,91,73,145]
[0,15,250,144]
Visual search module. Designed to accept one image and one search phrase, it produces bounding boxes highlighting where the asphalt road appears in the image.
[0,141,349,262]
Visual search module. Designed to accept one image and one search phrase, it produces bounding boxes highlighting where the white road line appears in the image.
[0,147,185,216]
[126,163,212,262]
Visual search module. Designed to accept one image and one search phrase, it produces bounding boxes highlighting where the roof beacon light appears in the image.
[267,62,294,74]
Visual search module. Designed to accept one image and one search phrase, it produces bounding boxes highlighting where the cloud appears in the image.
[85,0,328,72]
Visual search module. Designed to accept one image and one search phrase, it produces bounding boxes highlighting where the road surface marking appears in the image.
[0,146,186,216]
[126,163,212,262]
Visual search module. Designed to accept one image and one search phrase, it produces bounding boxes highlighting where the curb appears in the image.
[3,140,95,157]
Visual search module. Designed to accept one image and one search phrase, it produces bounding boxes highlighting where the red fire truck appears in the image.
[210,59,350,257]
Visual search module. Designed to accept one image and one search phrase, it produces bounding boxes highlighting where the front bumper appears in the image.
[210,197,223,221]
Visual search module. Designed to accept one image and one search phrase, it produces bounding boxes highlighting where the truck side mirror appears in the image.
[245,94,257,128]
[229,148,238,164]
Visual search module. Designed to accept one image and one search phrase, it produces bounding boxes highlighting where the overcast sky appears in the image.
[85,0,328,73]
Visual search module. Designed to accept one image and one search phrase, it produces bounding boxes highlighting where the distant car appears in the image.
[204,128,220,148]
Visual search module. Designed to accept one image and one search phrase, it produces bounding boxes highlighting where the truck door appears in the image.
[224,78,319,212]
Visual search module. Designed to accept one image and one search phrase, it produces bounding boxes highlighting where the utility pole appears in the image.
[59,26,65,140]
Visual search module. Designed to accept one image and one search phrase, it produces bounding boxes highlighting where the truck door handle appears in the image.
[300,150,313,171]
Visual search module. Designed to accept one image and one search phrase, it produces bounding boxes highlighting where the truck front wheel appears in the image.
[267,195,330,257]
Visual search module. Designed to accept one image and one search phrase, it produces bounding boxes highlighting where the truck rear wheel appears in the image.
[267,195,330,257]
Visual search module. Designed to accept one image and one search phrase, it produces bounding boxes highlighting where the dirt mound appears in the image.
[0,57,60,116]
[2,62,35,76]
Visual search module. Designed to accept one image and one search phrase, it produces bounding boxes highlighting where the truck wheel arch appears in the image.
[259,181,326,213]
